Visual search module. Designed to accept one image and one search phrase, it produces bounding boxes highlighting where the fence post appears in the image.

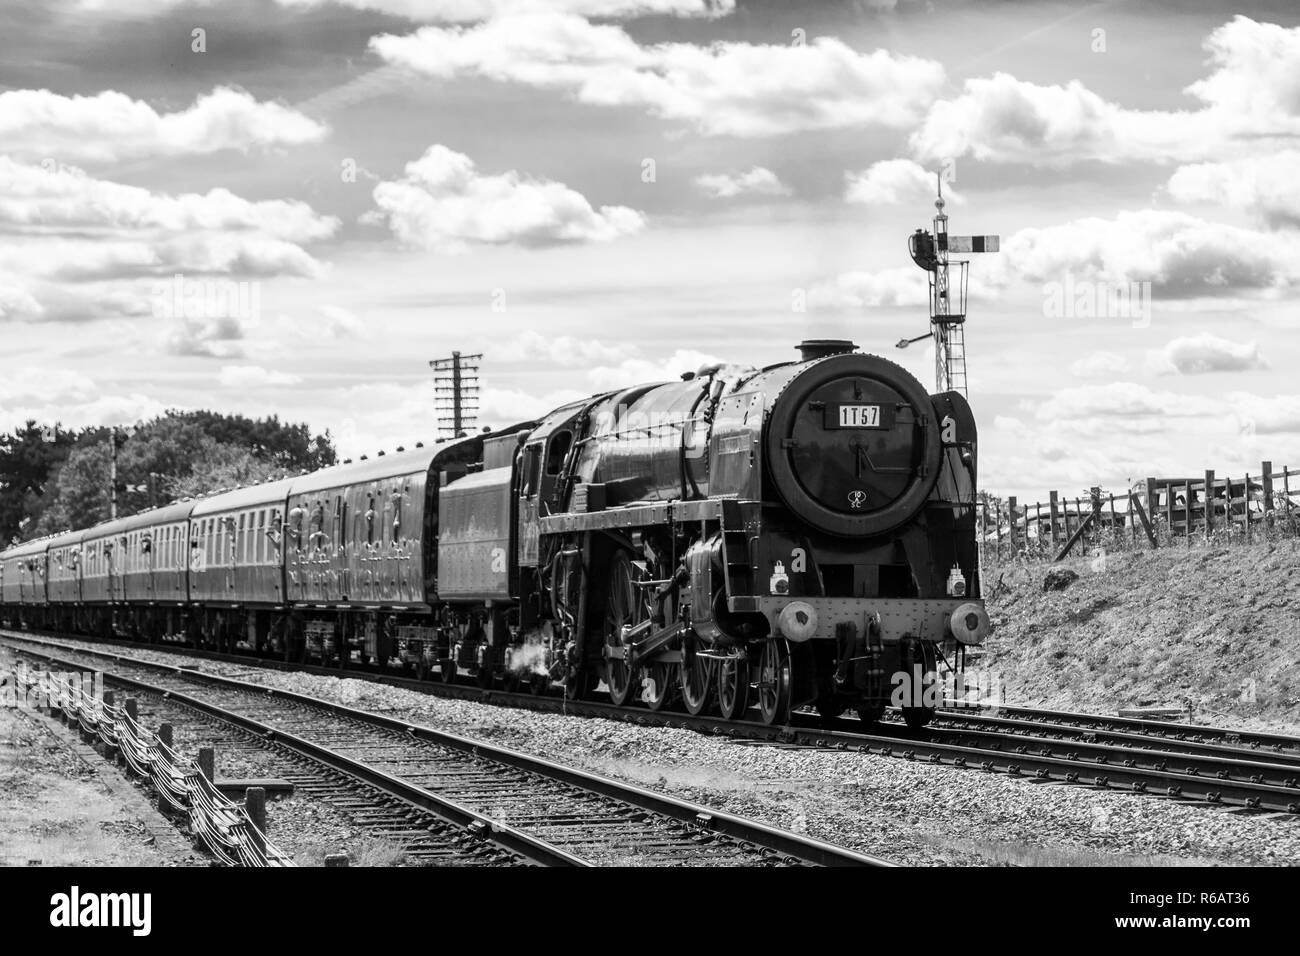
[1285,466,1293,536]
[992,498,1002,560]
[1008,496,1018,553]
[1262,461,1274,530]
[1049,491,1060,545]
[1183,480,1192,546]
[1108,493,1118,545]
[1244,473,1251,543]
[1205,469,1215,540]
[1090,487,1101,552]
[198,746,215,783]
[245,787,267,855]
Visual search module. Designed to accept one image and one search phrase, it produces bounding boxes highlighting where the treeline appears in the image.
[0,411,335,544]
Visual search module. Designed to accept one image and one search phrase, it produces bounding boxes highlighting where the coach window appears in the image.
[391,490,403,540]
[546,431,571,475]
[366,496,376,545]
[521,444,542,497]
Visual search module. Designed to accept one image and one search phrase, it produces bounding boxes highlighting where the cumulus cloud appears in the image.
[1003,210,1300,296]
[0,366,168,433]
[0,159,335,320]
[1033,382,1219,422]
[1165,152,1300,228]
[218,365,303,388]
[1225,391,1300,434]
[0,87,327,164]
[0,281,44,321]
[369,144,644,252]
[0,235,325,282]
[494,329,629,366]
[807,268,929,309]
[0,157,339,243]
[166,314,255,359]
[845,159,960,205]
[277,0,733,20]
[694,167,790,199]
[587,348,725,390]
[911,18,1300,165]
[1069,351,1128,378]
[333,380,585,458]
[1144,333,1267,375]
[371,13,945,137]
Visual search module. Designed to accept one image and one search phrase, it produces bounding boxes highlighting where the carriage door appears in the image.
[517,442,543,568]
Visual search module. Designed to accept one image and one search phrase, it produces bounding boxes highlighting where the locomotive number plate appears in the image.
[833,404,882,428]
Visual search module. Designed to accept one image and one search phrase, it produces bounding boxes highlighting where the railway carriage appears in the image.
[0,339,988,728]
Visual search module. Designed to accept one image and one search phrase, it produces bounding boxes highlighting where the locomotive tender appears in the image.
[1,339,988,727]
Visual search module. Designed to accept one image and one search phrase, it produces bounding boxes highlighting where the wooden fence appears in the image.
[980,460,1300,563]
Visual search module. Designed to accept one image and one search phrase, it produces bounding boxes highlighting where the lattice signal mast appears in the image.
[429,351,482,439]
[900,176,999,396]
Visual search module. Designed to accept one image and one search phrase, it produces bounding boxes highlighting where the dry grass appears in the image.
[0,708,170,866]
[981,540,1300,733]
[293,836,408,867]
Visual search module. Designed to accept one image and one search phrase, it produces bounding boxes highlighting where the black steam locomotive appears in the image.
[1,339,988,727]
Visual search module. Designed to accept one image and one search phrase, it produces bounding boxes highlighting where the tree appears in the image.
[6,410,336,538]
[0,421,78,544]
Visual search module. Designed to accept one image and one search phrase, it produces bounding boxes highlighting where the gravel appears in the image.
[52,642,1300,867]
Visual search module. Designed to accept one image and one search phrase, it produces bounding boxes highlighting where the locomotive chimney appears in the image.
[797,339,856,361]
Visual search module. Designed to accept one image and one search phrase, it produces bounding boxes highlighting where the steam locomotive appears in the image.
[1,339,988,727]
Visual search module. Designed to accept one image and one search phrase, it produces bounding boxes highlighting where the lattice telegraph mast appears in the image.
[897,175,999,396]
[429,351,482,439]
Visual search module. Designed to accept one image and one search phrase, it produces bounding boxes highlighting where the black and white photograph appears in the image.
[0,0,1294,927]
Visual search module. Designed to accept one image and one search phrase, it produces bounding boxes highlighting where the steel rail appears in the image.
[1,634,893,868]
[9,628,1299,815]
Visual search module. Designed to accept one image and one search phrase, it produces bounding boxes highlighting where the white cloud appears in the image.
[1225,391,1300,434]
[1033,382,1219,422]
[371,13,946,137]
[0,366,168,433]
[333,380,584,458]
[0,159,335,321]
[0,235,326,282]
[218,365,303,388]
[587,348,725,390]
[369,144,644,252]
[845,159,960,205]
[277,0,733,20]
[1003,210,1300,296]
[494,329,629,366]
[1165,152,1300,228]
[166,314,256,359]
[808,268,928,309]
[1145,333,1267,375]
[911,18,1300,165]
[694,167,790,199]
[1069,351,1128,378]
[0,87,327,164]
[0,157,339,243]
[0,281,43,321]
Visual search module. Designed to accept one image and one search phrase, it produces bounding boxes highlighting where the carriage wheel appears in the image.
[756,638,792,726]
[602,551,640,707]
[716,654,750,720]
[680,642,714,716]
[856,701,886,725]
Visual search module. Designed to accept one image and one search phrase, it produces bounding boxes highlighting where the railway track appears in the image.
[7,628,1300,816]
[0,633,892,868]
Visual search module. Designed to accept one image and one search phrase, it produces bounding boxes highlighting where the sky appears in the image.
[1,0,1298,500]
